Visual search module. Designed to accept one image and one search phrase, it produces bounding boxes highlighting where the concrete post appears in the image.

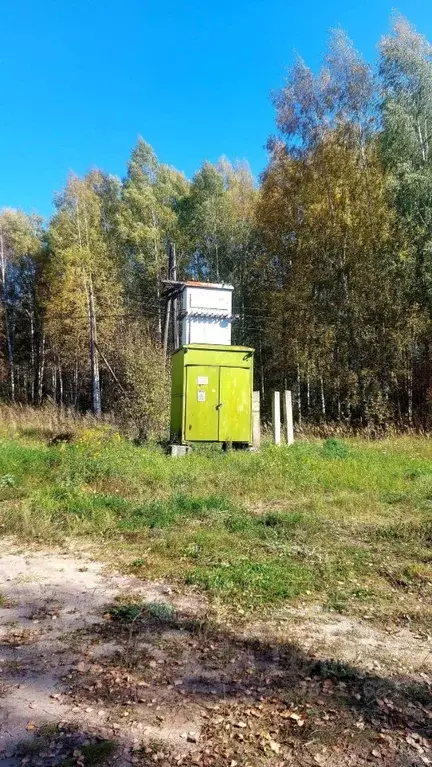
[252,391,261,449]
[272,391,281,445]
[283,390,294,446]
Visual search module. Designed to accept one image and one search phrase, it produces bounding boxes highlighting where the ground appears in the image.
[0,540,430,767]
[0,418,431,764]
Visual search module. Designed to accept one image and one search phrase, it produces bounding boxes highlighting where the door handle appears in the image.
[216,403,223,410]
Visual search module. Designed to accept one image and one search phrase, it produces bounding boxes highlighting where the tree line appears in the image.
[2,15,432,433]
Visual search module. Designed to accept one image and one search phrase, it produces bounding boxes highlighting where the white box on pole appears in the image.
[180,282,234,346]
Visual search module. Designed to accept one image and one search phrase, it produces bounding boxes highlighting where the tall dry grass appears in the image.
[0,403,114,440]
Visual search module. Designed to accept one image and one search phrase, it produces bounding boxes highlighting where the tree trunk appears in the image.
[320,375,326,420]
[58,357,64,408]
[37,332,45,405]
[163,242,176,361]
[29,311,35,404]
[151,209,162,344]
[259,336,265,396]
[0,230,15,402]
[155,279,162,345]
[52,363,57,401]
[407,365,413,426]
[88,278,101,417]
[74,353,79,409]
[297,363,302,428]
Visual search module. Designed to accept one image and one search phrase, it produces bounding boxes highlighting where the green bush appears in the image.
[323,437,349,459]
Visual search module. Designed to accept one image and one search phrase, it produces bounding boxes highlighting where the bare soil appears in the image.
[0,539,430,766]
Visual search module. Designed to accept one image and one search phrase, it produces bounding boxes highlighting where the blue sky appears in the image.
[1,0,431,218]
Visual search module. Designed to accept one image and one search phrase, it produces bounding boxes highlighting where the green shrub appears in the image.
[323,438,349,459]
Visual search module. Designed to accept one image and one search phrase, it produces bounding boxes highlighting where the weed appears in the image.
[109,600,174,623]
[110,602,144,622]
[38,722,59,738]
[325,592,349,613]
[0,474,15,487]
[81,740,117,764]
[145,601,175,621]
[323,438,349,459]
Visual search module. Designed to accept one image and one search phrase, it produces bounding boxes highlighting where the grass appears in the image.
[0,419,431,622]
[110,599,175,622]
[81,740,118,765]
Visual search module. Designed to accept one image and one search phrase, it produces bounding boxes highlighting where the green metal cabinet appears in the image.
[170,344,254,444]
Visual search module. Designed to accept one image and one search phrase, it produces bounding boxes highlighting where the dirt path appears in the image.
[0,540,431,766]
[0,540,205,765]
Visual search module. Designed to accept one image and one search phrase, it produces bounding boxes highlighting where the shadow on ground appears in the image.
[0,546,430,767]
[61,606,432,766]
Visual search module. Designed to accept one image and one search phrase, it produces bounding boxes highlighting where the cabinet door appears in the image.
[219,367,251,443]
[185,366,219,441]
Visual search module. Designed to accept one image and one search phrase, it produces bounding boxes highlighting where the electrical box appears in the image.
[171,344,254,444]
[179,282,233,346]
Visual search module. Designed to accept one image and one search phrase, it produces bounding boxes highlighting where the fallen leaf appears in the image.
[269,739,281,754]
[289,712,305,726]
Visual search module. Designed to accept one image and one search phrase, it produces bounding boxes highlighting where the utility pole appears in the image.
[162,287,172,361]
[172,243,179,350]
[163,243,180,360]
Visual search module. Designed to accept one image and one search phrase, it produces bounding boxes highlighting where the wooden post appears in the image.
[252,391,261,449]
[272,391,281,445]
[283,390,294,446]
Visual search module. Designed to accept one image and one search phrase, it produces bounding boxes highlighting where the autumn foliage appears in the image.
[1,16,432,431]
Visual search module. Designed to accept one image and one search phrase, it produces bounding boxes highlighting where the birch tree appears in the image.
[0,210,43,402]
